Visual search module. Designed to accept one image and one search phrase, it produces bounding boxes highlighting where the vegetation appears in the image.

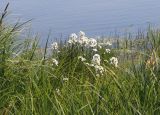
[0,4,160,115]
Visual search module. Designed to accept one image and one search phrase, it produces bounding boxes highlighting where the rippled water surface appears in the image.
[1,0,160,38]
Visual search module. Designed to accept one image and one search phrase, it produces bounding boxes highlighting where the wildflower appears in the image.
[106,41,112,46]
[63,77,69,81]
[56,88,60,95]
[110,57,118,67]
[85,63,94,67]
[85,62,90,66]
[52,58,58,66]
[78,56,86,62]
[95,65,104,75]
[79,31,85,38]
[92,54,101,65]
[51,42,58,50]
[105,49,111,53]
[98,45,102,49]
[68,33,78,44]
[88,38,97,47]
[78,36,89,45]
[93,49,98,52]
[104,60,109,63]
[84,62,92,66]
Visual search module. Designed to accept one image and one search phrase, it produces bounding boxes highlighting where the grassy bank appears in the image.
[0,4,160,115]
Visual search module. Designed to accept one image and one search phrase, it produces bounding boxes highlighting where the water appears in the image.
[1,0,160,39]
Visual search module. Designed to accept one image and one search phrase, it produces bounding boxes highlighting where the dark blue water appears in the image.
[1,0,160,39]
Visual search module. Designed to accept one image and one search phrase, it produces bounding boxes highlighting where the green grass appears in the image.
[0,4,160,115]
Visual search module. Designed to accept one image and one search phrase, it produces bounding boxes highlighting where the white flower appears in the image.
[78,36,89,45]
[85,63,89,65]
[78,31,90,45]
[110,57,118,67]
[92,54,101,65]
[70,33,78,39]
[63,77,69,81]
[95,65,104,75]
[93,49,98,52]
[68,33,78,44]
[106,41,112,46]
[104,60,109,62]
[88,38,97,47]
[52,58,58,66]
[78,56,86,62]
[98,45,102,49]
[79,31,85,38]
[51,42,58,50]
[106,49,111,53]
[85,63,94,66]
[56,88,60,95]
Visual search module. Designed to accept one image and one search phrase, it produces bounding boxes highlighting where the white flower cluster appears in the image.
[105,49,111,53]
[51,42,58,50]
[68,31,97,48]
[93,49,98,52]
[52,58,58,66]
[95,65,105,76]
[56,88,60,95]
[50,31,119,77]
[78,31,89,45]
[110,57,118,67]
[68,33,78,44]
[91,54,105,76]
[63,77,69,81]
[78,56,86,62]
[92,54,101,65]
[88,38,97,47]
